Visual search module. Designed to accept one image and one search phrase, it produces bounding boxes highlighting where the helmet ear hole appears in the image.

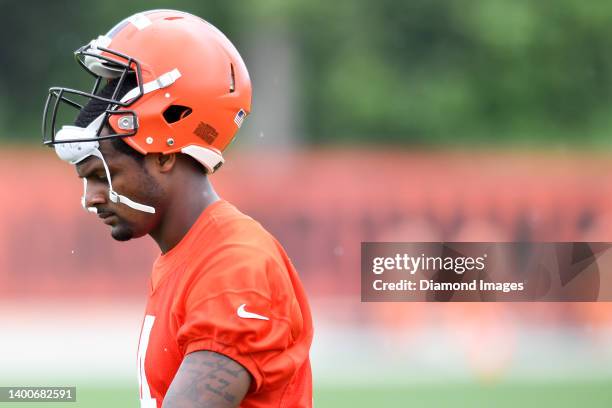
[163,105,192,123]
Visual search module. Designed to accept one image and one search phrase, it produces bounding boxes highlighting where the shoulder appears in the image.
[182,201,294,301]
[207,200,287,270]
[205,200,280,254]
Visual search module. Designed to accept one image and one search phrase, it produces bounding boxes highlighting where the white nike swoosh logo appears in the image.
[237,304,269,321]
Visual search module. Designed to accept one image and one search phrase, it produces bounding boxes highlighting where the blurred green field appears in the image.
[1,381,611,407]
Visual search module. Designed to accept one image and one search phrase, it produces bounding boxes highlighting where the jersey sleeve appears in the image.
[175,245,303,392]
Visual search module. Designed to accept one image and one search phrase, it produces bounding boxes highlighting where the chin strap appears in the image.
[81,148,156,214]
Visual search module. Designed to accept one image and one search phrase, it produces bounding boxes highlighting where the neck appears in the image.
[150,175,219,254]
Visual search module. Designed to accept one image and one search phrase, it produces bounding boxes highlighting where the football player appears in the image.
[42,10,313,408]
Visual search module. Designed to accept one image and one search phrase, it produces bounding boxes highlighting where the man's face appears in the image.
[75,135,164,241]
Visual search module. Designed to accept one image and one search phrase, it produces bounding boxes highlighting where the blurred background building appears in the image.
[1,1,612,406]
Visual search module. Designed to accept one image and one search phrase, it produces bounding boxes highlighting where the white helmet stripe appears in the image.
[128,13,152,30]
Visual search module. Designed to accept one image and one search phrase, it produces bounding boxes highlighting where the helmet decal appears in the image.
[194,122,219,144]
[233,109,246,128]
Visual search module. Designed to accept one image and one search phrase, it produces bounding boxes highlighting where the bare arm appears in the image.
[162,350,252,408]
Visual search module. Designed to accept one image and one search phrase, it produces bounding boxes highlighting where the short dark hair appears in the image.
[75,75,144,164]
[109,134,145,164]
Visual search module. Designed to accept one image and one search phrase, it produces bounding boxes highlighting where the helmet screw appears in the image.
[165,93,171,98]
[146,137,154,144]
[166,138,175,146]
[118,116,135,130]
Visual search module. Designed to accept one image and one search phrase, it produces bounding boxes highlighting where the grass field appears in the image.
[1,381,611,407]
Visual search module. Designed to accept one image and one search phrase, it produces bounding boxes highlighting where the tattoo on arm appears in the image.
[162,351,251,408]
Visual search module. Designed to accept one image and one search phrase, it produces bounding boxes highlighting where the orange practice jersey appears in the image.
[136,200,313,408]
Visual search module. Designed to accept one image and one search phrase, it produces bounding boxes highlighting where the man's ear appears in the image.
[147,153,177,173]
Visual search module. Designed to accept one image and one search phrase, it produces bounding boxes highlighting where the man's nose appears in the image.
[83,180,108,208]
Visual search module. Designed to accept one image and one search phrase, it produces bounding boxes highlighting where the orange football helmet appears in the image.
[43,9,252,173]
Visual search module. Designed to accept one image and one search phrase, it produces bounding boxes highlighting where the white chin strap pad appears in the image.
[108,189,155,213]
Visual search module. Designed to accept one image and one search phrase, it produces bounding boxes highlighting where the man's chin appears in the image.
[110,226,135,242]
